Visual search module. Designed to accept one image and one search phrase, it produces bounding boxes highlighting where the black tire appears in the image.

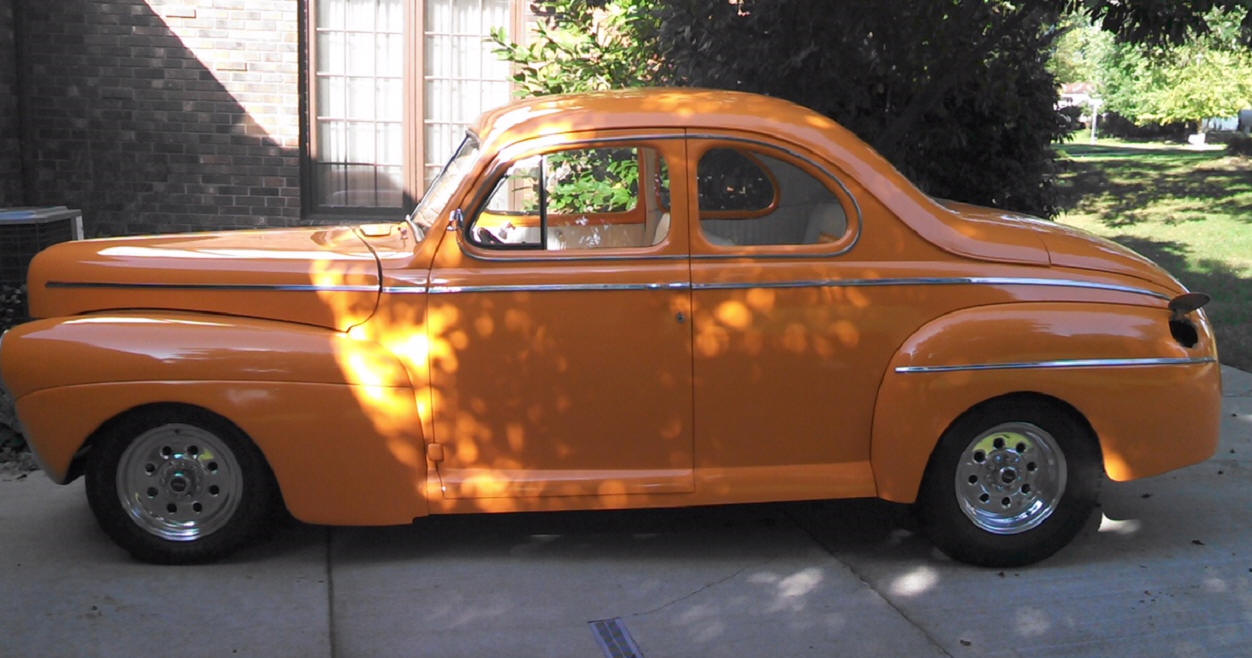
[84,406,279,564]
[916,397,1101,567]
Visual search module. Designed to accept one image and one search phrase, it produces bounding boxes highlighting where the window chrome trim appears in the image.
[456,133,689,264]
[455,132,864,263]
[894,356,1215,374]
[684,133,863,260]
[45,281,380,293]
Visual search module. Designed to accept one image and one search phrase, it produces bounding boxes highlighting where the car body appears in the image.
[0,89,1221,565]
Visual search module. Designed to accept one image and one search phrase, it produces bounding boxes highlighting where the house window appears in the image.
[423,0,514,185]
[309,0,522,216]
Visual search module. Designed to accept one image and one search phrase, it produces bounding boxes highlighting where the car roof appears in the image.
[471,87,857,155]
[468,88,1055,267]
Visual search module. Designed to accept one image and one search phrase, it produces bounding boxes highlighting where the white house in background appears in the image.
[1057,82,1097,109]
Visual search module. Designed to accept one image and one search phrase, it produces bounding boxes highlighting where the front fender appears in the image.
[0,312,412,398]
[1,312,429,524]
[871,302,1221,502]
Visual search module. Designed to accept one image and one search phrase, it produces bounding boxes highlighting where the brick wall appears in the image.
[0,0,22,207]
[15,0,302,236]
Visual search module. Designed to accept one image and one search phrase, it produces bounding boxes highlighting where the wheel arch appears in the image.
[921,391,1101,477]
[6,313,430,524]
[870,301,1218,503]
[67,401,262,488]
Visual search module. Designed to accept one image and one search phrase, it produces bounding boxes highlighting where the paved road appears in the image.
[2,366,1249,657]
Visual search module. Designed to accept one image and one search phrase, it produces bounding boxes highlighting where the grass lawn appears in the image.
[1053,137,1252,370]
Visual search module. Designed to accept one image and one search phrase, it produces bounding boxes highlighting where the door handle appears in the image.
[675,312,687,324]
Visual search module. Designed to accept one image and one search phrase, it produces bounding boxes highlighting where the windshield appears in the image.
[411,134,480,235]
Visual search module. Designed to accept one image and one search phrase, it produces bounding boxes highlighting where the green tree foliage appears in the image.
[489,0,1247,217]
[1101,8,1252,133]
[1048,16,1113,84]
[1069,0,1252,47]
[653,1,1069,217]
[488,0,660,95]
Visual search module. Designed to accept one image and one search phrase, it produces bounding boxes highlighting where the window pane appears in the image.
[344,0,375,31]
[697,148,848,247]
[316,75,346,119]
[316,0,344,30]
[378,0,403,32]
[378,166,404,207]
[477,156,542,247]
[316,32,345,75]
[546,148,638,215]
[698,148,775,212]
[316,163,346,206]
[472,146,671,252]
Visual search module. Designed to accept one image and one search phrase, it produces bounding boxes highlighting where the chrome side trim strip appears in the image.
[46,281,379,293]
[963,276,1171,300]
[895,356,1215,374]
[49,276,1168,301]
[691,276,1169,300]
[428,282,691,295]
[447,252,691,264]
[399,276,1166,298]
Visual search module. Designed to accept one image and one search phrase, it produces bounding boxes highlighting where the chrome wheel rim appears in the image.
[955,422,1066,535]
[116,424,244,542]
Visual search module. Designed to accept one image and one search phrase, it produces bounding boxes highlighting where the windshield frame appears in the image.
[411,133,480,237]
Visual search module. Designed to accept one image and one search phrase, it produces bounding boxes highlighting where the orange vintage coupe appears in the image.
[0,90,1220,565]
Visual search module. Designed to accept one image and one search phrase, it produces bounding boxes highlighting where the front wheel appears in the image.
[85,407,279,564]
[916,399,1101,567]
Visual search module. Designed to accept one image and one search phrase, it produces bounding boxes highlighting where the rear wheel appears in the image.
[85,407,278,564]
[917,398,1100,567]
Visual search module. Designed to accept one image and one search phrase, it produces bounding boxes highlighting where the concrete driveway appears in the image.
[2,366,1249,657]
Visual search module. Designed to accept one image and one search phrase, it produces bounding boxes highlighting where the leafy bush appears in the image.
[1059,105,1085,128]
[0,283,29,461]
[493,1,1244,218]
[653,0,1070,217]
[0,283,27,332]
[1098,111,1189,141]
[1229,133,1252,156]
[0,388,28,464]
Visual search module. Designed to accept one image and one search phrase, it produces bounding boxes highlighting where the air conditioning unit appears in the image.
[0,206,84,285]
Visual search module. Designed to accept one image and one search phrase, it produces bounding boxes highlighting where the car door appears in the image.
[426,131,695,500]
[685,134,879,500]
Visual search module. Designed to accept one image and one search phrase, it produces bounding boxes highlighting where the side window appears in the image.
[697,146,848,247]
[472,146,671,251]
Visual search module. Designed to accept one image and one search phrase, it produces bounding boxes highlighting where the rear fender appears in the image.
[871,302,1221,502]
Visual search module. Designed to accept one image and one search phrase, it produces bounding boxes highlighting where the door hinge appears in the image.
[426,443,444,462]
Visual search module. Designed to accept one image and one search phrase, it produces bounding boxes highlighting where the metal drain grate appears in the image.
[588,617,644,658]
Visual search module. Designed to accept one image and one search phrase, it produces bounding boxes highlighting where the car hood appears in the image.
[937,200,1183,293]
[27,226,382,331]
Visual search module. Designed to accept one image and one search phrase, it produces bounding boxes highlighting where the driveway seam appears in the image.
[628,558,768,618]
[787,509,954,657]
[325,526,337,658]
